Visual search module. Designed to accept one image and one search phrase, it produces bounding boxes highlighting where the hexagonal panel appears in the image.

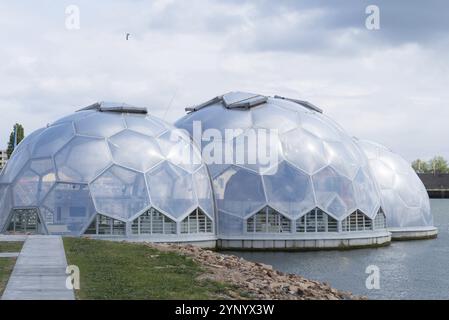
[323,141,360,179]
[262,161,315,218]
[353,168,380,218]
[192,165,214,219]
[370,159,396,189]
[0,146,30,184]
[12,158,56,207]
[301,113,341,142]
[281,127,328,174]
[55,136,112,183]
[251,103,300,134]
[42,183,96,235]
[213,166,266,217]
[108,130,164,172]
[124,114,167,137]
[75,112,125,138]
[30,123,74,158]
[232,129,283,173]
[51,110,95,126]
[326,195,347,219]
[157,130,202,173]
[90,165,149,220]
[177,103,253,138]
[312,166,356,219]
[146,161,197,219]
[394,173,421,208]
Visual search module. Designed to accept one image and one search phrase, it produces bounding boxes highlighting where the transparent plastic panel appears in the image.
[394,172,421,208]
[281,127,328,174]
[108,130,164,172]
[124,114,167,137]
[177,104,253,138]
[301,113,341,142]
[326,195,347,220]
[12,168,40,206]
[232,129,283,173]
[55,136,112,183]
[42,183,96,235]
[31,123,74,158]
[312,166,356,219]
[381,189,425,228]
[378,150,411,175]
[217,211,244,236]
[11,127,45,158]
[356,139,380,161]
[0,147,30,183]
[353,168,380,218]
[192,165,215,219]
[262,162,315,218]
[323,141,360,179]
[157,130,202,173]
[0,185,12,230]
[51,111,95,126]
[213,166,266,217]
[146,162,197,219]
[370,159,396,189]
[90,165,150,220]
[12,158,56,207]
[250,103,300,134]
[75,112,125,138]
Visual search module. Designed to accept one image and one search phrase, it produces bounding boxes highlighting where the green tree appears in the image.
[6,123,24,158]
[412,159,430,173]
[428,156,449,174]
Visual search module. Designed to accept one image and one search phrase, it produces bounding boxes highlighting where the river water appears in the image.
[230,199,449,299]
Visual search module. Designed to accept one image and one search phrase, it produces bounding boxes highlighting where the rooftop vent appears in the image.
[274,95,323,113]
[185,92,268,113]
[77,101,148,114]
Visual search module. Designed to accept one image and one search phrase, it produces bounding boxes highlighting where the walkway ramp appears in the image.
[1,235,74,300]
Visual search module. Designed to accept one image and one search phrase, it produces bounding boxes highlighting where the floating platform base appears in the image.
[389,227,438,241]
[216,231,392,251]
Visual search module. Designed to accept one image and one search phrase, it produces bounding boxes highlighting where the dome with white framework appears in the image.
[0,102,215,244]
[356,139,437,240]
[175,92,391,249]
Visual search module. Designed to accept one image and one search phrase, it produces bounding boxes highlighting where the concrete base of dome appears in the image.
[216,230,392,251]
[389,226,438,241]
[81,234,218,248]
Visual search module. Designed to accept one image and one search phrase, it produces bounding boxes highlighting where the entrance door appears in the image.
[6,208,44,234]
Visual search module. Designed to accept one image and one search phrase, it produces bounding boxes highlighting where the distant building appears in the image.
[0,149,8,170]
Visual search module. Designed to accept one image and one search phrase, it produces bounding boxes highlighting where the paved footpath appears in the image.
[1,235,75,300]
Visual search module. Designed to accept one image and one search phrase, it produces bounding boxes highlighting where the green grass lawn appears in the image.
[63,238,235,300]
[0,258,16,296]
[0,242,24,253]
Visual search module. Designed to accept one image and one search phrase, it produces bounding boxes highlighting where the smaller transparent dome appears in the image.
[356,139,434,228]
[0,102,215,239]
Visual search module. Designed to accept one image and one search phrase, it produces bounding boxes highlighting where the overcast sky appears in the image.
[0,0,448,161]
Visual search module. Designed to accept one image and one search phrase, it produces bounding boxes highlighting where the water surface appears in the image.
[230,199,449,299]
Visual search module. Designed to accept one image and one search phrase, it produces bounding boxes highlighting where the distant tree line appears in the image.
[412,156,449,174]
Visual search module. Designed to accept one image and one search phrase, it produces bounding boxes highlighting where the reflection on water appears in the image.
[229,199,449,299]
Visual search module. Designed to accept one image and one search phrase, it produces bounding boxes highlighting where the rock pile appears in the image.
[145,243,361,300]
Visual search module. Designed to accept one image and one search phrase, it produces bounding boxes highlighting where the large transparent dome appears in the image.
[356,139,434,228]
[176,92,385,237]
[0,102,215,239]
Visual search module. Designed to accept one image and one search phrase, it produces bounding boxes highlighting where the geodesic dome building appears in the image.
[0,102,215,244]
[356,139,437,239]
[175,92,391,249]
